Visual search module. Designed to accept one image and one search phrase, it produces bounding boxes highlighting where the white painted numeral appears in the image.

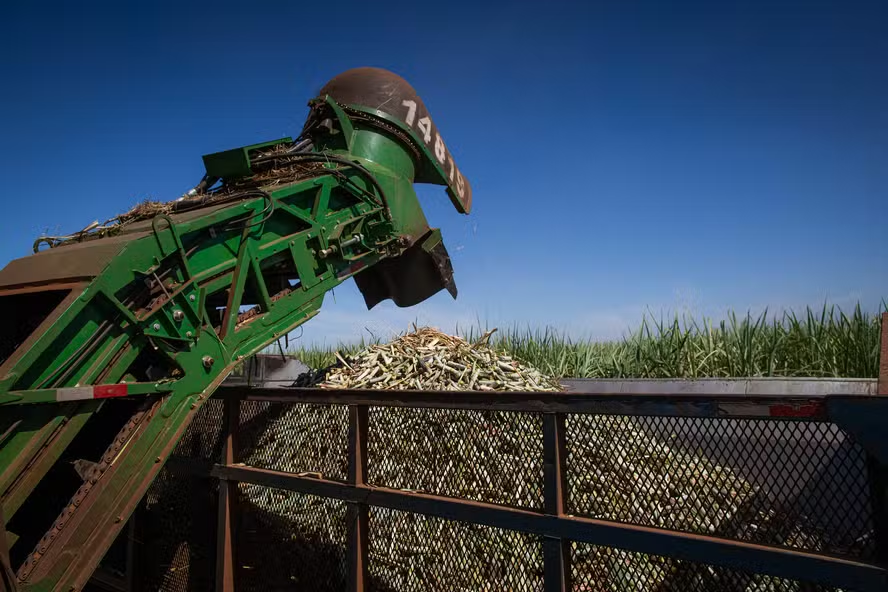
[434,133,446,163]
[456,172,465,198]
[448,156,455,182]
[401,100,417,126]
[417,117,432,143]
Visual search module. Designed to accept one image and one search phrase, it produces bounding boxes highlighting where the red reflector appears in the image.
[769,403,823,417]
[94,384,128,399]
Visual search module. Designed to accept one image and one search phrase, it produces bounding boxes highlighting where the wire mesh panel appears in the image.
[368,507,544,592]
[235,484,347,591]
[237,401,349,481]
[139,466,218,592]
[565,415,874,559]
[173,398,226,460]
[367,407,544,508]
[570,541,841,592]
[157,391,883,592]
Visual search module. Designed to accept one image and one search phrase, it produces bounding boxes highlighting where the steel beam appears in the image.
[543,413,569,592]
[347,406,369,592]
[215,394,237,592]
[224,356,879,395]
[227,386,838,420]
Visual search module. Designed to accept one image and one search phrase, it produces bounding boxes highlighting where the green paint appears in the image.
[0,70,469,590]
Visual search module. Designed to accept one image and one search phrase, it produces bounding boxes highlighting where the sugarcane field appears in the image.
[2,2,887,592]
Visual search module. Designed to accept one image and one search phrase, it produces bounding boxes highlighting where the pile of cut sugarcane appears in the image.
[241,327,821,592]
[316,326,562,391]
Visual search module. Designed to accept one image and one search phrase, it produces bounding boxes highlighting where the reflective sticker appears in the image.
[94,384,128,399]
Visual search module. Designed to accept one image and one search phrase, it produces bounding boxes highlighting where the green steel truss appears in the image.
[0,68,469,591]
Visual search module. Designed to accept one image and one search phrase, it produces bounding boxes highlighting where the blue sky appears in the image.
[1,0,885,346]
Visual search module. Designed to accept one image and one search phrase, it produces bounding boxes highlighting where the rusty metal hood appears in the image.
[318,67,473,215]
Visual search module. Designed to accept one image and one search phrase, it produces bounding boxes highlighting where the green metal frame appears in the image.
[0,71,470,591]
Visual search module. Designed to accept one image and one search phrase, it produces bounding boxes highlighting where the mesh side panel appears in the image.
[566,415,874,559]
[140,466,217,592]
[172,398,225,459]
[235,484,347,591]
[368,408,544,509]
[237,401,348,481]
[570,541,840,592]
[368,508,544,592]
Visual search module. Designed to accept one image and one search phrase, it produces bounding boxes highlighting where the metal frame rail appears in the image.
[205,383,888,592]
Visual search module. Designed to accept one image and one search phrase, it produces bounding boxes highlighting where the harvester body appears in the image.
[0,68,469,591]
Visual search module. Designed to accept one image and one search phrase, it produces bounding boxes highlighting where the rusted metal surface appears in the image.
[211,463,886,590]
[0,283,83,298]
[16,399,156,584]
[880,312,888,396]
[543,414,567,517]
[563,377,879,396]
[348,406,369,486]
[347,405,369,592]
[0,236,134,289]
[318,67,472,213]
[543,413,569,592]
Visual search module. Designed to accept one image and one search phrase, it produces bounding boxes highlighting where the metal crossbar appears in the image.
[201,386,888,592]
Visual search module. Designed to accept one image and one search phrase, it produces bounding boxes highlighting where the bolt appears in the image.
[115,515,122,523]
[155,457,161,463]
[202,355,215,369]
[189,294,196,302]
[186,331,193,338]
[152,323,161,331]
[172,309,185,322]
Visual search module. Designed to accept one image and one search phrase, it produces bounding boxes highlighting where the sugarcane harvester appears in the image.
[0,67,472,591]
